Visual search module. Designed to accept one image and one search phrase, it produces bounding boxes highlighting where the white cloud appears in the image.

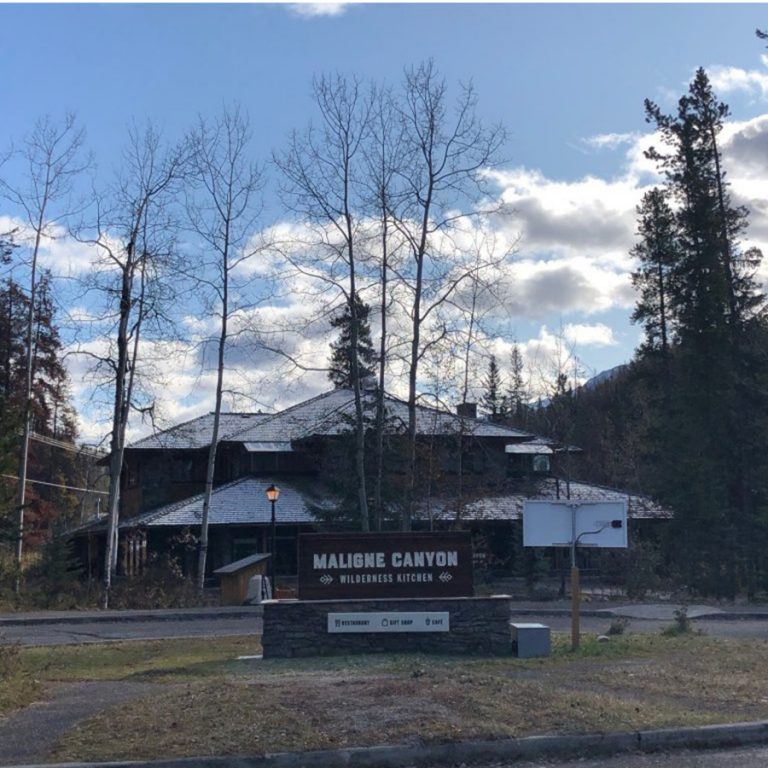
[581,132,640,151]
[288,2,349,18]
[709,55,768,100]
[0,216,98,276]
[563,322,617,347]
[489,167,646,258]
[20,101,768,443]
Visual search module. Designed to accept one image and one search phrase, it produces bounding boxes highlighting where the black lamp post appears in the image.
[265,484,279,594]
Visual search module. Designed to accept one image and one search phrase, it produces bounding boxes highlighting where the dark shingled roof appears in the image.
[126,389,543,451]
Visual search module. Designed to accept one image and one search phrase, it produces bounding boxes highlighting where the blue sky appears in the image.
[2,3,762,179]
[2,3,768,441]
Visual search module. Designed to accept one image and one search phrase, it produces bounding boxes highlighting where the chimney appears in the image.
[456,402,477,419]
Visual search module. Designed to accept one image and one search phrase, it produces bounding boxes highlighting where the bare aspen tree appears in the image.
[274,75,375,532]
[454,228,513,406]
[185,107,265,591]
[0,115,86,588]
[77,125,184,607]
[363,87,405,531]
[451,227,513,521]
[389,61,507,530]
[528,323,587,501]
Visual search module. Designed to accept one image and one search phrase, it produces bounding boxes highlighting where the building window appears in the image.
[532,455,550,473]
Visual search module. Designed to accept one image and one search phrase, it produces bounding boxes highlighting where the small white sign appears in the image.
[523,500,628,549]
[327,611,450,634]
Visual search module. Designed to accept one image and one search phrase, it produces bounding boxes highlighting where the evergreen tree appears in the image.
[0,278,27,410]
[505,343,528,429]
[0,271,80,552]
[0,231,17,265]
[644,69,768,596]
[328,296,376,389]
[28,274,77,441]
[630,187,679,364]
[480,355,504,421]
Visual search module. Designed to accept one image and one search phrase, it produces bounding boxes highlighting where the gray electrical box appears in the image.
[511,622,551,658]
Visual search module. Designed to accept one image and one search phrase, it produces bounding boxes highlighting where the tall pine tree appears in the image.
[630,187,679,367]
[480,355,504,421]
[506,343,528,429]
[644,69,768,596]
[0,271,80,550]
[328,296,377,389]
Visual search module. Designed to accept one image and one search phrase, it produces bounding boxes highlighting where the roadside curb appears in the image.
[6,720,768,768]
[0,607,610,627]
[2,605,768,627]
[0,609,263,628]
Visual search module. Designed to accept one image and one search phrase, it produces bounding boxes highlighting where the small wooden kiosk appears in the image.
[214,553,271,605]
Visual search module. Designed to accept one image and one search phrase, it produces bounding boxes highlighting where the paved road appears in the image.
[2,613,766,645]
[0,616,263,645]
[458,745,768,767]
[534,615,768,640]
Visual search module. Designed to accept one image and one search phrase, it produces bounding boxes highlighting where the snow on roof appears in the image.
[375,394,536,440]
[244,442,294,453]
[418,478,671,522]
[505,443,554,455]
[129,412,269,450]
[122,476,328,528]
[126,389,540,452]
[70,475,668,536]
[222,388,538,444]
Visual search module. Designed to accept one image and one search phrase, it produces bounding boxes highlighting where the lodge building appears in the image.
[72,386,669,584]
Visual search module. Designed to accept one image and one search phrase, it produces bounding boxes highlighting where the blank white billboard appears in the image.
[523,500,628,548]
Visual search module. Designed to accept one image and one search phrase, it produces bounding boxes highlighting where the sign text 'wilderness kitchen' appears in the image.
[298,531,474,600]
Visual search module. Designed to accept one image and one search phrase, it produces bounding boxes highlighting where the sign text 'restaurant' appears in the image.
[327,611,450,634]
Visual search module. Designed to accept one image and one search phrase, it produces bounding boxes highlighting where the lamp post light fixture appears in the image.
[265,484,280,594]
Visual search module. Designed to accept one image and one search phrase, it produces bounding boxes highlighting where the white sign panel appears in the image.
[327,611,450,634]
[523,500,628,549]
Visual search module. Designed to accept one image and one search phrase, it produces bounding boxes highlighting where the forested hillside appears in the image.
[497,70,768,598]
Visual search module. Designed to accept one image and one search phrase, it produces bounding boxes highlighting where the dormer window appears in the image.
[505,442,553,477]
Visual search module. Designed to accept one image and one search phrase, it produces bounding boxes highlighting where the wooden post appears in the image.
[570,503,579,652]
[571,565,580,651]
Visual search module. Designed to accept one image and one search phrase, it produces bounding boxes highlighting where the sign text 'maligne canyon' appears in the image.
[298,532,474,600]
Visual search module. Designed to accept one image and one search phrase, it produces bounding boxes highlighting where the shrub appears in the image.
[0,635,20,680]
[606,617,629,635]
[662,606,694,636]
[110,552,200,609]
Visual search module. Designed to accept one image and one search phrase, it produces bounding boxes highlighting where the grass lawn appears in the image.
[2,633,768,762]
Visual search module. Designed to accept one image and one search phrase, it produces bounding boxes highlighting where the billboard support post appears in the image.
[570,504,580,651]
[523,499,628,654]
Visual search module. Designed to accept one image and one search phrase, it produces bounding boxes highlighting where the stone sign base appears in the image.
[261,596,513,658]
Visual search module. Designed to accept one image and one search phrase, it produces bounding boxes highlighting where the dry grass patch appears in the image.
[19,635,259,683]
[51,633,768,763]
[585,636,768,717]
[0,636,259,719]
[0,637,43,716]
